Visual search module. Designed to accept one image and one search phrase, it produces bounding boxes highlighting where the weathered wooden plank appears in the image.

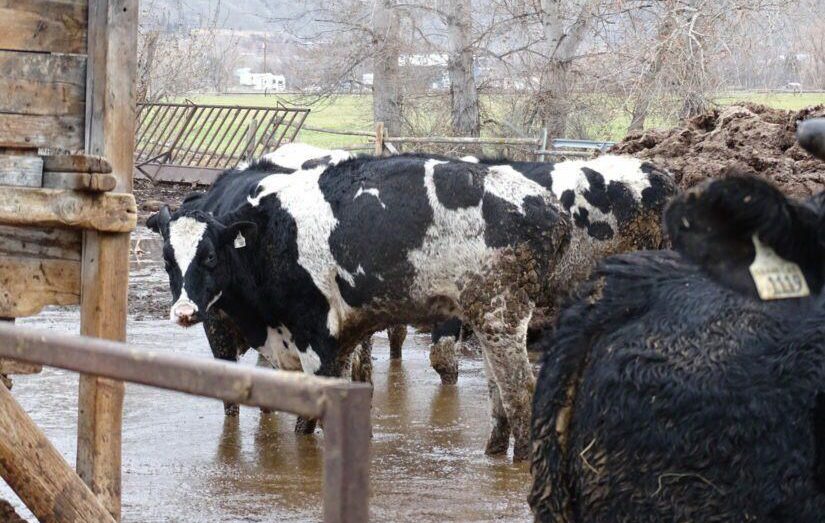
[0,186,135,232]
[0,225,81,260]
[0,322,345,419]
[0,359,41,375]
[0,51,86,116]
[0,154,42,187]
[323,384,373,523]
[0,255,80,317]
[43,153,111,173]
[43,171,117,192]
[0,1,88,54]
[0,114,84,150]
[78,0,138,518]
[0,380,116,523]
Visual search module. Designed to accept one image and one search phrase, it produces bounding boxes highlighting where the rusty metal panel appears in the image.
[135,102,310,181]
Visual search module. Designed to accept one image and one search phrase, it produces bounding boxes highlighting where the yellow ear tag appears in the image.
[748,235,810,300]
[234,232,246,249]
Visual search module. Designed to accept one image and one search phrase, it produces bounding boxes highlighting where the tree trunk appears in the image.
[538,0,597,138]
[627,17,675,133]
[446,0,480,137]
[372,0,404,136]
[136,30,159,103]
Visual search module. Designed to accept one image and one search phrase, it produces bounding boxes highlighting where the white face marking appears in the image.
[169,216,208,278]
[262,143,353,170]
[248,168,354,336]
[484,165,546,214]
[258,325,322,374]
[168,217,208,322]
[354,186,386,208]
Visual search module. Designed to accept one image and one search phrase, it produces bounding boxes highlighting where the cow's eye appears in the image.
[203,252,217,268]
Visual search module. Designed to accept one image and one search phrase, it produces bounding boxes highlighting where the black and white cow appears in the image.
[149,153,570,460]
[529,120,825,521]
[148,161,374,420]
[429,155,677,384]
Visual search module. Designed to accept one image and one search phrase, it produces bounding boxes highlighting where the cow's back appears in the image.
[531,250,825,521]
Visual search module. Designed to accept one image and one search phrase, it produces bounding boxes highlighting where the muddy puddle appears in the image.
[1,226,532,522]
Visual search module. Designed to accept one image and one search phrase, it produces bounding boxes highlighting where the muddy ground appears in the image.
[2,315,531,522]
[611,103,825,197]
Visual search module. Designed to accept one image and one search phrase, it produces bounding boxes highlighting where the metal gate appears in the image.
[135,102,309,183]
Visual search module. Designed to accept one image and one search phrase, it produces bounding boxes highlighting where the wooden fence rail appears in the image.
[0,322,371,523]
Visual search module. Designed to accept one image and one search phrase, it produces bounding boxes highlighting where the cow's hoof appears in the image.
[223,402,239,417]
[295,416,317,434]
[512,441,530,462]
[485,432,510,455]
[437,369,458,385]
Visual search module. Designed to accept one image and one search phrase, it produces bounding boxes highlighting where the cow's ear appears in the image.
[146,206,172,238]
[665,174,823,299]
[219,221,258,249]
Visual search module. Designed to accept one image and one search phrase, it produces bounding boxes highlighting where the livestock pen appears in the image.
[0,2,370,521]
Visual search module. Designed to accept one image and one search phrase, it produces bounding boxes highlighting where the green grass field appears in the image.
[179,91,825,151]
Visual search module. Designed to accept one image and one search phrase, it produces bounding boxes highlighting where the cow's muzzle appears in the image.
[170,299,200,327]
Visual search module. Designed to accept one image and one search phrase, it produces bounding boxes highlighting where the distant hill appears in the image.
[141,0,308,32]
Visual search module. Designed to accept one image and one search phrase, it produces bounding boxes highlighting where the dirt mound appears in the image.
[611,103,825,198]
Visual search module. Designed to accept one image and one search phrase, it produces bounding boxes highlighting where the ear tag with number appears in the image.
[234,232,246,249]
[748,235,810,300]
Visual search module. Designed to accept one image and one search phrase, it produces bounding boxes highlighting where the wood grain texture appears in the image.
[0,1,88,54]
[0,381,115,523]
[0,154,42,187]
[78,1,138,518]
[43,153,111,173]
[43,172,117,192]
[0,51,86,116]
[0,359,41,375]
[0,225,81,260]
[0,113,84,150]
[0,186,135,232]
[0,255,80,317]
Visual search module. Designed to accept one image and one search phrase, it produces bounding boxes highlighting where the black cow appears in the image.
[429,155,677,384]
[149,153,570,460]
[530,123,825,520]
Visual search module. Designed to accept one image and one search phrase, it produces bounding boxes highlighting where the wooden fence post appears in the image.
[538,128,548,162]
[374,122,385,156]
[323,383,372,523]
[77,0,138,520]
[0,382,116,523]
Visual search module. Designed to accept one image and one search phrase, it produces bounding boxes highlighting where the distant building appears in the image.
[235,68,286,91]
[362,73,374,86]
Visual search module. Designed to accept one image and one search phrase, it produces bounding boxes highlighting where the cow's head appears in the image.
[665,173,825,302]
[147,207,257,326]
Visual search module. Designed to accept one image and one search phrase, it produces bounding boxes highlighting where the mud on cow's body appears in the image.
[151,154,570,460]
[530,171,825,521]
[429,155,677,384]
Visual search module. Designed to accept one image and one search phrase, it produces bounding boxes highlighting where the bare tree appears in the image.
[446,0,481,136]
[372,0,405,135]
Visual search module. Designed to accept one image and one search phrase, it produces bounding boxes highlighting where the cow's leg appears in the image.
[256,353,277,414]
[387,325,406,360]
[203,313,247,417]
[350,336,373,384]
[430,336,459,385]
[460,251,537,462]
[481,349,510,454]
[472,307,534,461]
